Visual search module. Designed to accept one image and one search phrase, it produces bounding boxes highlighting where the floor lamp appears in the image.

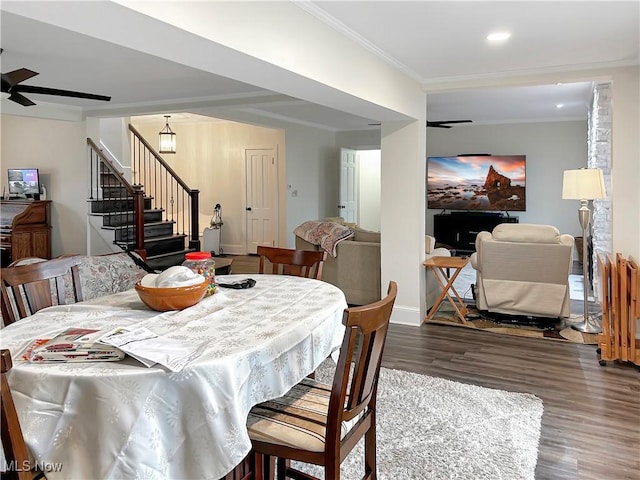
[562,168,606,333]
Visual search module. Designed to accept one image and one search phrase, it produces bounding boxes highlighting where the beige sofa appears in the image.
[470,223,574,318]
[296,226,380,305]
[296,224,449,307]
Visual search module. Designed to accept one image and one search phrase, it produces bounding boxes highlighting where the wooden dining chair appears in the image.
[1,349,45,480]
[247,281,397,480]
[1,256,83,326]
[257,246,327,280]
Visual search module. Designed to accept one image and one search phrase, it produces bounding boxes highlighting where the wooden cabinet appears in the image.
[0,200,52,266]
[434,212,518,254]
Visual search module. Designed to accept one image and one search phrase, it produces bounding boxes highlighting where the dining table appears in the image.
[0,273,348,479]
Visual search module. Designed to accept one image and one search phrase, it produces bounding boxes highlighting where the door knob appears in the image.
[246,207,252,211]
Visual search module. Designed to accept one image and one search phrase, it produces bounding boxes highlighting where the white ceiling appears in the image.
[1,1,638,130]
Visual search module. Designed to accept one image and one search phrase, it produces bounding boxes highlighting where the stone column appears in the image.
[587,83,612,301]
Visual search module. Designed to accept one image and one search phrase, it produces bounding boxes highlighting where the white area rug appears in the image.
[295,361,543,480]
[452,263,591,301]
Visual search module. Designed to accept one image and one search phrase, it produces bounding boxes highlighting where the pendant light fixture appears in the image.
[158,115,176,154]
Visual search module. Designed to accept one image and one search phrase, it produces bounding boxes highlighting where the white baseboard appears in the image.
[390,304,422,326]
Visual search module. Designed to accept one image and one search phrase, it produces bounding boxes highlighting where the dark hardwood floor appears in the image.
[383,324,639,480]
[228,254,640,479]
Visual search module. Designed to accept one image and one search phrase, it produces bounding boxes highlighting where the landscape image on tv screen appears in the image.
[427,155,526,211]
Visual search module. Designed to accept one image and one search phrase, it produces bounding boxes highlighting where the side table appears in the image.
[423,256,470,324]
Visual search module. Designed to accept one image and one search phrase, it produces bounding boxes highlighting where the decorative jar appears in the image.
[182,251,216,296]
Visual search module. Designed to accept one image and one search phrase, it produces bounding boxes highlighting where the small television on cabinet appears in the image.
[427,155,526,211]
[8,168,40,198]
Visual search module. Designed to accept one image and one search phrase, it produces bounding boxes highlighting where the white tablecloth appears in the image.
[0,274,347,479]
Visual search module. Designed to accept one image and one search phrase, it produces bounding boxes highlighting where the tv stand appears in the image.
[434,212,518,255]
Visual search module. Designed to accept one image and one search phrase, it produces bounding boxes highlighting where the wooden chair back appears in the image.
[1,349,31,480]
[327,281,397,453]
[254,281,397,479]
[257,246,327,280]
[1,256,83,326]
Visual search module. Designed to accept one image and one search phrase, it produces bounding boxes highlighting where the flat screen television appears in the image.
[8,168,40,197]
[427,155,526,211]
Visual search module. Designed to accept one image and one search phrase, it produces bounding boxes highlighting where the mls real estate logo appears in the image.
[3,460,63,474]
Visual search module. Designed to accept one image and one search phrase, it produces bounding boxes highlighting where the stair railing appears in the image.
[87,138,146,258]
[128,124,200,253]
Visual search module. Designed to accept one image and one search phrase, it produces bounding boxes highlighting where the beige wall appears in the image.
[0,115,88,257]
[131,119,286,254]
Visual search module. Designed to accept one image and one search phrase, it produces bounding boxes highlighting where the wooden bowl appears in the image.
[135,279,209,312]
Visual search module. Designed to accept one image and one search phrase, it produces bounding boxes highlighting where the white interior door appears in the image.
[339,148,358,223]
[245,148,278,254]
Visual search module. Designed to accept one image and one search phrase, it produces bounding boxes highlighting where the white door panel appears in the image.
[339,148,358,223]
[245,149,278,254]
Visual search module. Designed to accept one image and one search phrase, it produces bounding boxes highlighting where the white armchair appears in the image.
[425,235,452,308]
[470,224,574,318]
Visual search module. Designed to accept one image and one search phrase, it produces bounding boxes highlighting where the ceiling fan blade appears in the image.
[14,84,111,102]
[8,91,36,107]
[427,120,472,127]
[1,68,39,88]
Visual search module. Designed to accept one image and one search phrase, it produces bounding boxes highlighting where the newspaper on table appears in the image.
[99,326,203,372]
[28,328,125,363]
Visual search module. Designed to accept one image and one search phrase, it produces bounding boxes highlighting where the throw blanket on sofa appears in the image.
[294,221,354,257]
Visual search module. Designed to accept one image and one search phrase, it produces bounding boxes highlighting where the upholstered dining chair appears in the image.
[257,246,327,280]
[1,349,45,480]
[247,281,397,480]
[1,256,83,326]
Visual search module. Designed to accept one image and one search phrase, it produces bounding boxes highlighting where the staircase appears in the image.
[87,131,200,271]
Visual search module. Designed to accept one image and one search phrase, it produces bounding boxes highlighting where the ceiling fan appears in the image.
[1,50,111,107]
[427,120,472,128]
[368,119,473,128]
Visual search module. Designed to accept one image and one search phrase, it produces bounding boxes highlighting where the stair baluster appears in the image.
[87,131,201,270]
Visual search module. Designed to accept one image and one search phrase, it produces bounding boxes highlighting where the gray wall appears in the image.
[284,125,339,247]
[1,115,88,257]
[425,120,588,240]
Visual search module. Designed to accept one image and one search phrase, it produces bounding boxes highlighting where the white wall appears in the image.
[358,150,381,232]
[110,1,425,122]
[99,118,131,177]
[426,121,588,240]
[336,130,381,150]
[381,119,427,326]
[1,115,88,257]
[609,67,640,259]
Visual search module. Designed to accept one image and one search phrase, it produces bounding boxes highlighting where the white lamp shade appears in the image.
[562,168,605,200]
[159,131,176,154]
[159,115,177,154]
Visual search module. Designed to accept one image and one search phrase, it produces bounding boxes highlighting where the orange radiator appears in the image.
[598,253,640,366]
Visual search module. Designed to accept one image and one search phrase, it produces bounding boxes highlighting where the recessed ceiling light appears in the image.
[556,104,564,109]
[486,31,511,42]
